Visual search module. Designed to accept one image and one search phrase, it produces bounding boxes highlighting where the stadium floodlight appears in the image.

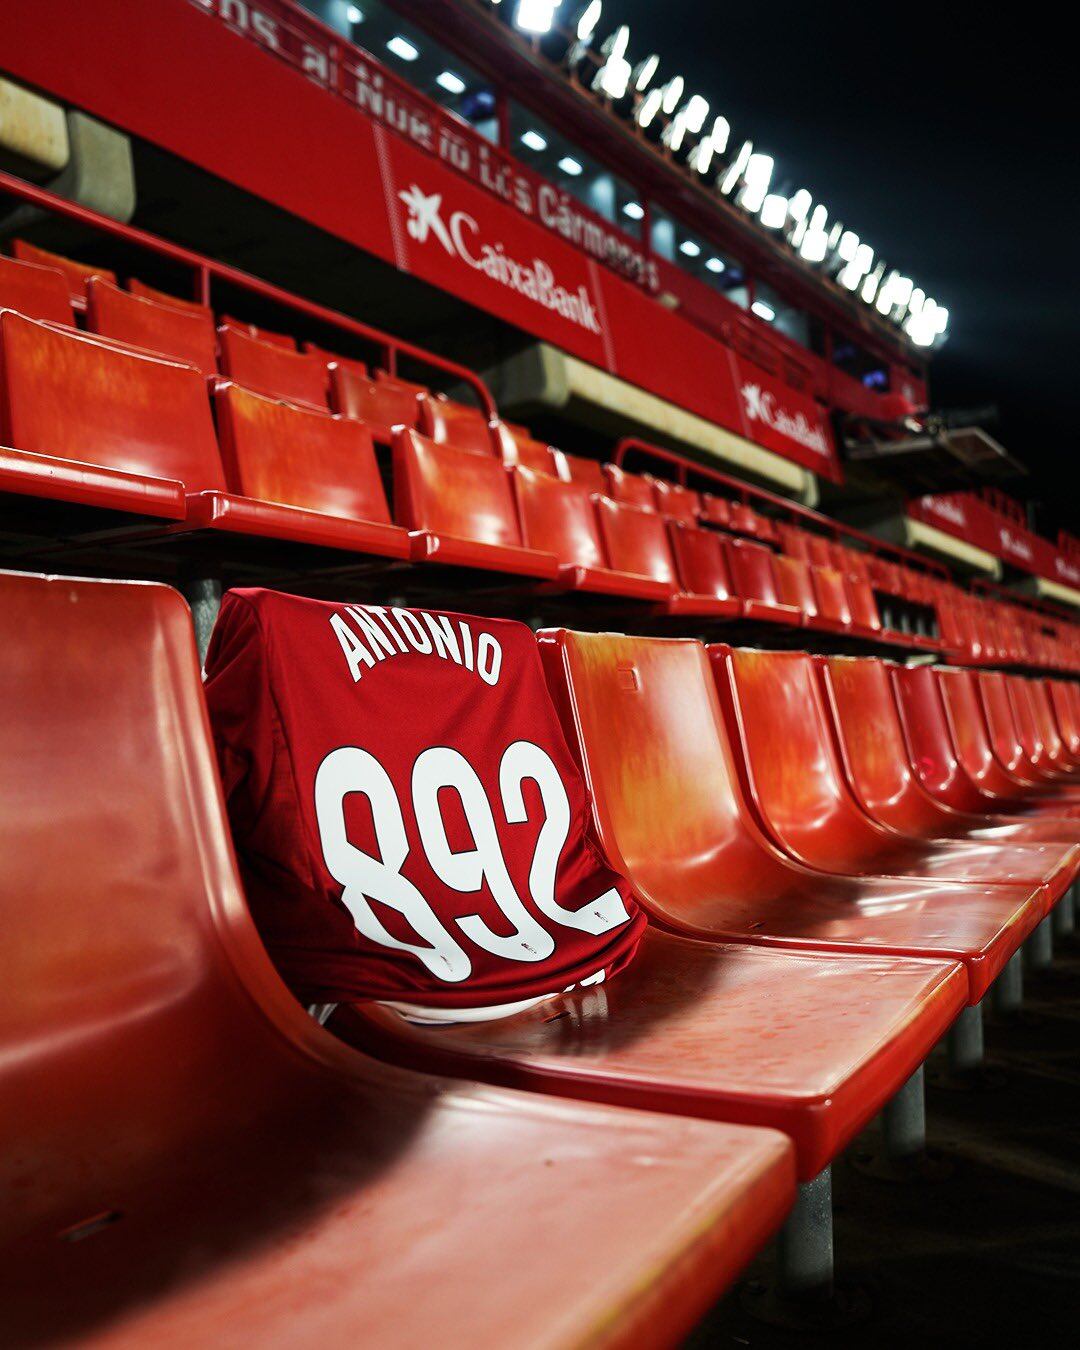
[760,194,788,229]
[808,203,828,232]
[515,0,562,35]
[636,87,663,127]
[933,305,949,334]
[623,200,645,220]
[788,189,812,222]
[520,129,548,151]
[710,116,730,154]
[705,256,726,273]
[907,287,925,315]
[751,300,776,322]
[386,36,420,61]
[683,95,710,134]
[346,6,363,23]
[661,76,684,115]
[720,139,752,194]
[558,155,584,175]
[827,222,844,252]
[688,137,714,175]
[679,238,702,257]
[633,54,660,90]
[436,71,467,94]
[861,262,884,304]
[854,242,874,274]
[594,26,632,98]
[799,226,829,263]
[838,261,863,290]
[876,270,898,314]
[893,275,914,306]
[837,231,859,263]
[576,0,602,40]
[662,110,689,152]
[739,152,773,214]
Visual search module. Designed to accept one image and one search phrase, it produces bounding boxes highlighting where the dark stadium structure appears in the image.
[2,3,1079,1346]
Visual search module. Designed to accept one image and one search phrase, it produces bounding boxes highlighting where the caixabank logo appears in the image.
[398,184,603,336]
[740,382,830,458]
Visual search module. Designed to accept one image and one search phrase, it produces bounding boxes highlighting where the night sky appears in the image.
[617,0,1077,532]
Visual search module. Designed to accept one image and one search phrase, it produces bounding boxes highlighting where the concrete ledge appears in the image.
[1013,574,1080,611]
[0,78,70,177]
[903,517,1002,577]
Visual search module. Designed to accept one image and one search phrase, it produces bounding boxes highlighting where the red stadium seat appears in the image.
[418,395,498,456]
[728,501,777,543]
[128,277,209,313]
[821,657,1080,848]
[494,422,565,477]
[512,467,669,599]
[302,343,367,383]
[773,553,819,627]
[11,238,116,303]
[1049,679,1080,757]
[0,570,796,1346]
[593,496,678,598]
[723,538,801,626]
[219,315,297,349]
[0,253,74,325]
[843,574,885,637]
[87,276,218,377]
[392,427,558,579]
[0,311,220,524]
[810,564,856,633]
[329,364,422,441]
[604,463,656,512]
[665,522,742,617]
[1016,676,1079,777]
[651,477,701,524]
[563,452,607,493]
[718,644,1075,903]
[218,324,328,409]
[186,381,408,557]
[537,630,1039,1004]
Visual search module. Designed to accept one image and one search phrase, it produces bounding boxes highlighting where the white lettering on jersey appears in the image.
[329,605,502,685]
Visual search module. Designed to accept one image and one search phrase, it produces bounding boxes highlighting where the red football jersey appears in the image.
[203,589,645,1009]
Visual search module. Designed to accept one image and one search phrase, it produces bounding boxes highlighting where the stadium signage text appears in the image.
[740,382,831,460]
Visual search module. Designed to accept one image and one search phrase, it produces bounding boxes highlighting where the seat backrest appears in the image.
[891,664,980,811]
[724,537,784,606]
[712,644,888,872]
[806,534,836,570]
[537,630,794,924]
[773,554,817,619]
[667,522,737,601]
[393,427,524,549]
[976,671,1035,779]
[512,466,605,569]
[302,344,368,383]
[563,453,607,493]
[219,316,296,349]
[699,493,732,529]
[0,571,356,1256]
[0,254,73,325]
[727,501,775,541]
[810,565,853,627]
[935,667,1015,792]
[1026,678,1070,768]
[604,464,656,512]
[218,325,328,409]
[1048,679,1080,755]
[330,364,421,438]
[844,575,883,633]
[818,656,938,835]
[418,395,497,456]
[594,496,678,588]
[128,277,208,314]
[11,239,117,302]
[1006,675,1055,772]
[651,478,701,525]
[87,276,218,377]
[0,310,225,492]
[494,422,564,477]
[775,520,811,561]
[214,382,392,524]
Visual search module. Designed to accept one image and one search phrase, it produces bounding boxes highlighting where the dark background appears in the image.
[619,0,1077,534]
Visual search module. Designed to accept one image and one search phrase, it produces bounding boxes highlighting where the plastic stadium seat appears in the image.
[512,467,669,600]
[809,565,856,633]
[772,554,819,627]
[128,277,209,314]
[1049,679,1080,757]
[665,522,742,617]
[418,395,498,456]
[977,671,1076,791]
[820,657,1080,849]
[775,520,813,561]
[604,464,657,512]
[329,364,421,442]
[0,311,220,524]
[87,276,218,377]
[1014,676,1079,778]
[218,324,328,409]
[303,343,367,383]
[593,496,678,598]
[537,629,1039,1005]
[938,667,1080,811]
[11,238,116,302]
[723,538,801,626]
[374,369,431,397]
[843,575,885,637]
[0,253,74,325]
[219,316,297,349]
[393,427,558,579]
[0,570,796,1346]
[563,453,607,493]
[651,477,701,525]
[893,664,1080,829]
[494,422,565,477]
[699,493,732,529]
[182,381,409,558]
[717,644,1075,903]
[728,501,777,543]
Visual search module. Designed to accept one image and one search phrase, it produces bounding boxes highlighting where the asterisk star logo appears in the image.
[741,382,765,422]
[398,184,455,254]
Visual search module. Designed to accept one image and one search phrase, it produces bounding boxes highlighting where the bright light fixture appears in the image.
[558,155,584,175]
[515,0,561,35]
[799,229,829,263]
[705,256,726,273]
[637,87,663,127]
[661,76,684,115]
[520,129,548,151]
[837,231,859,262]
[623,200,645,220]
[710,116,730,154]
[683,95,710,134]
[386,35,419,61]
[679,238,702,257]
[633,54,659,90]
[688,138,714,174]
[662,110,688,152]
[576,0,602,40]
[346,5,363,23]
[760,194,788,229]
[854,243,874,273]
[595,25,631,98]
[751,300,776,321]
[788,189,812,222]
[720,140,752,194]
[436,70,467,94]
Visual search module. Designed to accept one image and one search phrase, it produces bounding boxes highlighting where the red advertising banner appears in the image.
[909,493,1078,589]
[1,0,840,479]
